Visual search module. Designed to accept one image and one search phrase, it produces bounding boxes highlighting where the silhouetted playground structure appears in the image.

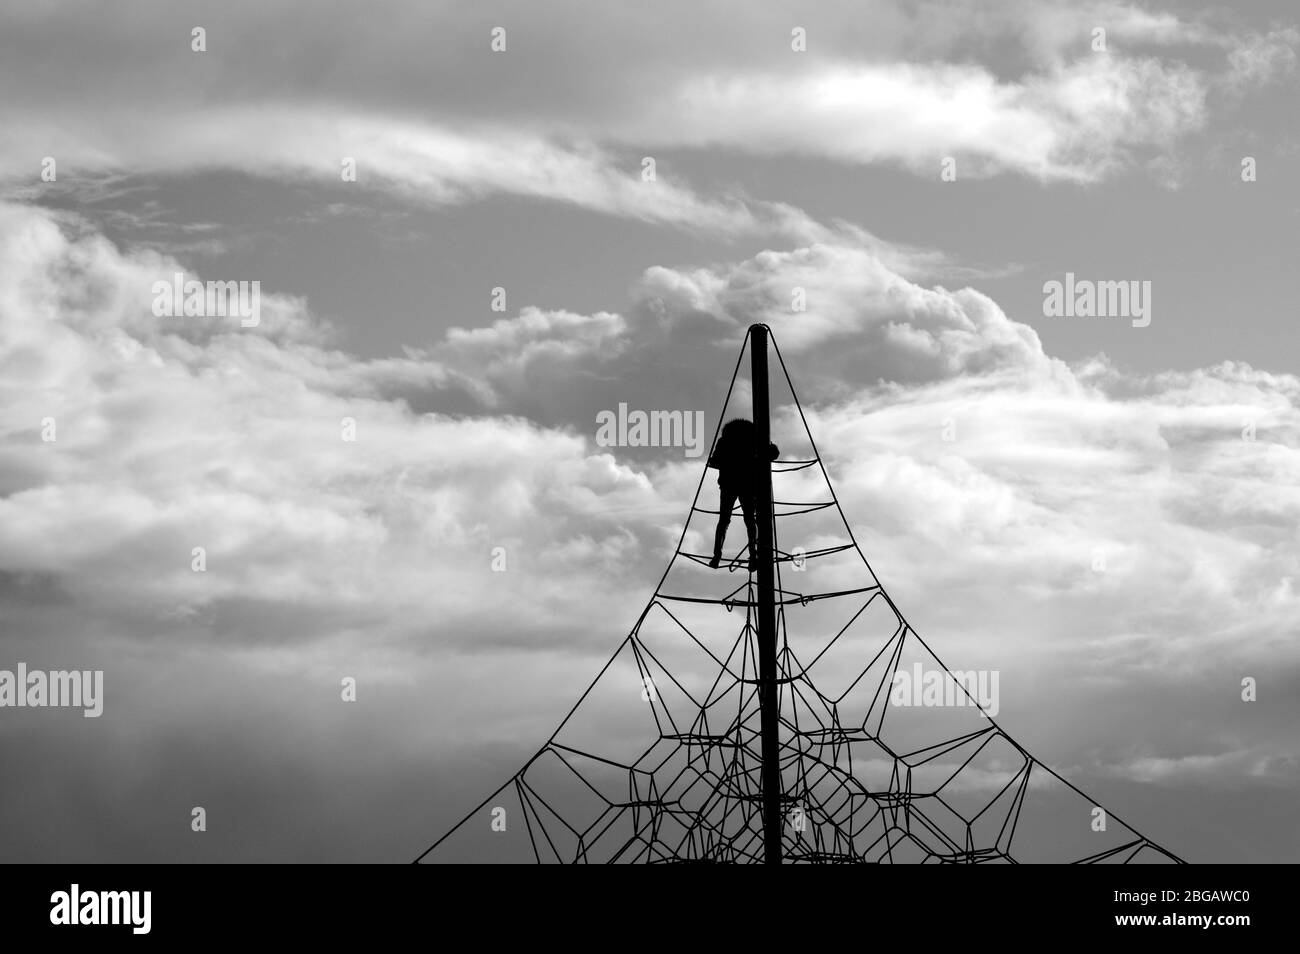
[416,325,1184,864]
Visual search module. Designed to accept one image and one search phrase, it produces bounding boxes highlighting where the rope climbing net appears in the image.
[415,328,1184,864]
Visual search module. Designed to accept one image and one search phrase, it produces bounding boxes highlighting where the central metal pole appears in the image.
[750,324,782,865]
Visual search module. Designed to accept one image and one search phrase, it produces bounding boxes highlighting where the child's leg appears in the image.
[739,491,758,565]
[711,483,739,567]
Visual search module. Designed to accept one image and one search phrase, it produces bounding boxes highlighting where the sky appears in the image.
[0,0,1298,862]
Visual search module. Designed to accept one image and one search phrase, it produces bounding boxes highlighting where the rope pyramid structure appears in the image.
[416,325,1184,864]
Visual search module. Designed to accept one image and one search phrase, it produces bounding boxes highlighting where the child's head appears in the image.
[721,417,754,441]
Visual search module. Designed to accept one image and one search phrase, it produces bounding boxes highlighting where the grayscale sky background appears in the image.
[0,0,1297,861]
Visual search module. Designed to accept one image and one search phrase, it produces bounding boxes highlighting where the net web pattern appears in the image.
[416,330,1183,864]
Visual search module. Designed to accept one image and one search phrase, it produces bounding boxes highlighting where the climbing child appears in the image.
[707,418,780,570]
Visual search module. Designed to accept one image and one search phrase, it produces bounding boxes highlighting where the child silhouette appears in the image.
[706,418,779,570]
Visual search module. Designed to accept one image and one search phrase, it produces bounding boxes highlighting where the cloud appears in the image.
[1101,748,1300,784]
[2,186,1298,856]
[8,196,1299,699]
[404,229,1300,708]
[625,54,1207,183]
[0,0,1292,214]
[2,108,838,243]
[0,202,676,656]
[1222,27,1300,95]
[408,241,1060,443]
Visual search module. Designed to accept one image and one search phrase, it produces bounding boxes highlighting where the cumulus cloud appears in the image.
[0,201,679,656]
[401,228,1300,714]
[0,193,1296,865]
[6,199,1299,742]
